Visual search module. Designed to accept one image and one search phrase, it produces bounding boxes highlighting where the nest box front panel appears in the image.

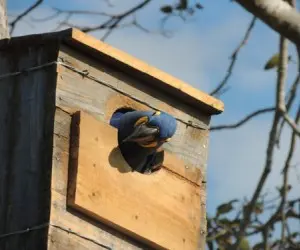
[68,111,202,250]
[54,45,209,249]
[57,45,210,176]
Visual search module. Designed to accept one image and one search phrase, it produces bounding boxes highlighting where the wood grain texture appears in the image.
[0,41,58,249]
[0,28,224,114]
[49,108,150,250]
[0,30,212,250]
[55,45,209,249]
[67,29,224,114]
[57,45,209,178]
[68,111,202,250]
[0,0,9,39]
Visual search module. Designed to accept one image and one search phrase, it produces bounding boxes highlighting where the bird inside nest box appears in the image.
[109,108,177,175]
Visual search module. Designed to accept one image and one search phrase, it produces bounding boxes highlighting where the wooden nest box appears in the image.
[0,29,223,250]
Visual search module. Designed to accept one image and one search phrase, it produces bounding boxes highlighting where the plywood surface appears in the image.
[69,29,224,114]
[68,111,202,250]
[56,46,209,180]
[50,108,148,250]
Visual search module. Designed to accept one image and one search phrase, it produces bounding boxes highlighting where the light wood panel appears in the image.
[68,111,202,250]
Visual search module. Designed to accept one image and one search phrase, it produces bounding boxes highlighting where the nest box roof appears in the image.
[2,28,224,115]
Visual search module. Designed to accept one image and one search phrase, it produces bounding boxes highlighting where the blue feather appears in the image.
[110,110,177,173]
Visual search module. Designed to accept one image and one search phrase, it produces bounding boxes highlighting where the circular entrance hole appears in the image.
[109,107,164,174]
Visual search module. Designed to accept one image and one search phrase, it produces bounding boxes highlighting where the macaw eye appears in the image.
[153,111,161,116]
[134,116,149,127]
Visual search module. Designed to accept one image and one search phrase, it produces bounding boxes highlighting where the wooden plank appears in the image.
[57,46,209,179]
[49,108,148,250]
[68,111,202,250]
[2,28,224,114]
[67,29,224,114]
[0,42,58,250]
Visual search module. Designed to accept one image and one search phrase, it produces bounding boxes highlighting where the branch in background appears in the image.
[210,107,275,131]
[209,16,256,97]
[9,0,44,35]
[235,0,300,46]
[160,14,187,38]
[276,70,300,146]
[61,0,152,40]
[233,28,290,250]
[32,8,113,22]
[280,103,300,247]
[276,31,300,137]
[277,37,289,113]
[158,1,204,38]
[276,0,300,145]
[282,105,300,135]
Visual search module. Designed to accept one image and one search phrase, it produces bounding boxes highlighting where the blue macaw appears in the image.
[110,109,177,174]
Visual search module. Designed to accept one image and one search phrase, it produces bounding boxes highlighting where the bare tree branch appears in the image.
[276,31,300,136]
[277,36,289,113]
[276,69,300,146]
[65,0,152,37]
[235,0,300,46]
[209,16,256,97]
[31,8,113,23]
[210,107,275,131]
[280,103,300,247]
[282,106,300,135]
[233,26,290,250]
[9,0,44,35]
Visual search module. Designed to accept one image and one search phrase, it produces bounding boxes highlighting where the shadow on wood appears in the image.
[67,111,202,250]
[108,147,132,174]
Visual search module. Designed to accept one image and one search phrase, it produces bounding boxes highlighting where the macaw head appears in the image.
[122,111,177,148]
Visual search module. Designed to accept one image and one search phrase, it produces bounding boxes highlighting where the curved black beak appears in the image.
[122,124,158,144]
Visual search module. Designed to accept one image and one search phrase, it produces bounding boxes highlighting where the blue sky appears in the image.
[7,0,299,221]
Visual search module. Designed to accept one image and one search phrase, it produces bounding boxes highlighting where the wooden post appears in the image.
[0,0,9,39]
[0,29,224,250]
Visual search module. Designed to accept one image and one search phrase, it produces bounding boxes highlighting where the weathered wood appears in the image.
[55,43,209,250]
[65,29,224,114]
[67,111,202,250]
[57,45,209,177]
[0,28,222,250]
[49,108,149,250]
[0,41,58,249]
[0,0,8,39]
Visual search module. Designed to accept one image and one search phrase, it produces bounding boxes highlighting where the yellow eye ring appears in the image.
[134,116,149,127]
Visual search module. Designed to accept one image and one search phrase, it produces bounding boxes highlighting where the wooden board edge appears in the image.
[67,111,81,207]
[68,28,224,114]
[68,111,201,186]
[70,202,166,250]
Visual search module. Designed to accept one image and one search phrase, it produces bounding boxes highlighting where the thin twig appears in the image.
[276,71,300,146]
[234,31,288,250]
[69,0,151,34]
[209,16,256,97]
[9,0,44,35]
[280,104,300,247]
[31,8,112,23]
[210,107,275,131]
[282,109,300,136]
[276,0,300,143]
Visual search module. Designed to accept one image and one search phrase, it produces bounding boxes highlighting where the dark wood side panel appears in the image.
[0,41,59,250]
